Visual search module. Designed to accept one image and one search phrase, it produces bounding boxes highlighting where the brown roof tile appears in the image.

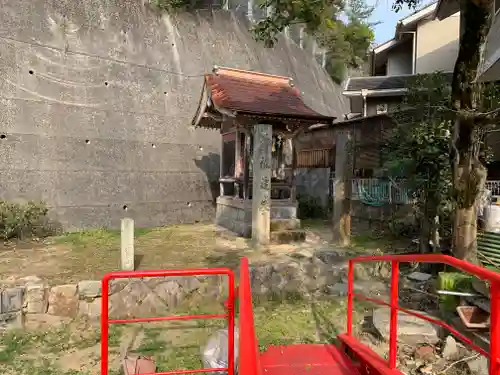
[205,67,334,121]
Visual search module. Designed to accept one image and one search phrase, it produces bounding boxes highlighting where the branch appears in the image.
[473,106,500,125]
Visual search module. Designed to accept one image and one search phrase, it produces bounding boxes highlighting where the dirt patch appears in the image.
[0,221,400,285]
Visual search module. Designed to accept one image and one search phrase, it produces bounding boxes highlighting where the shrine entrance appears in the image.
[192,66,334,246]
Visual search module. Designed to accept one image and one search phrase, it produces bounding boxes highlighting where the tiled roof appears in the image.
[344,72,453,92]
[204,67,334,121]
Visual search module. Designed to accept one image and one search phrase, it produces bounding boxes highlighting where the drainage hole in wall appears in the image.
[151,143,156,148]
[104,81,108,86]
[85,139,90,144]
[0,134,6,139]
[187,202,192,207]
[29,70,34,75]
[164,91,167,95]
[123,205,128,211]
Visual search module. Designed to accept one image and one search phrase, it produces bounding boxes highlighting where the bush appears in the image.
[0,201,49,240]
[297,194,327,219]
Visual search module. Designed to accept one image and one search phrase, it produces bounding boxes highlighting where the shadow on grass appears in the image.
[311,301,340,344]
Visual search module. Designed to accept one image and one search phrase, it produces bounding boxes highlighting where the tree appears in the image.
[390,0,500,262]
[252,0,375,82]
[383,73,454,253]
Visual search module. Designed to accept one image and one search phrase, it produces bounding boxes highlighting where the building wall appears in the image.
[365,97,402,116]
[0,0,347,230]
[479,10,500,81]
[415,13,460,73]
[387,42,413,75]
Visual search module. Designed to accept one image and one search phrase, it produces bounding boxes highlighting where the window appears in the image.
[376,103,388,114]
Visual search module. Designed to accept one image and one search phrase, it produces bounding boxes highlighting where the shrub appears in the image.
[0,200,49,240]
[297,194,327,219]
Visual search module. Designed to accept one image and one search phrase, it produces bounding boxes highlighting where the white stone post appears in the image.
[121,218,135,270]
[251,124,272,246]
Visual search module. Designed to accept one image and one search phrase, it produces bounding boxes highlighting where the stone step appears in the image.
[270,218,301,232]
[270,229,306,244]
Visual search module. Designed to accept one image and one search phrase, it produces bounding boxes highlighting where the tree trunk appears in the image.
[450,0,491,262]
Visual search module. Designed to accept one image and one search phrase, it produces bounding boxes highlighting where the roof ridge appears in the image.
[212,66,293,85]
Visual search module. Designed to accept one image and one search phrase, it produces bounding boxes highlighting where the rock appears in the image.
[1,287,24,313]
[414,345,435,362]
[407,272,432,282]
[291,249,314,259]
[353,263,370,281]
[327,281,388,297]
[78,280,102,298]
[78,298,102,320]
[442,335,460,361]
[433,358,448,373]
[153,281,183,308]
[25,283,48,314]
[0,311,24,330]
[372,307,439,345]
[467,356,488,375]
[108,279,129,295]
[47,284,78,317]
[328,283,348,296]
[419,365,433,375]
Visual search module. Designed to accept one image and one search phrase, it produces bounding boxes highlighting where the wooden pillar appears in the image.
[251,124,272,246]
[289,138,297,202]
[333,130,353,246]
[243,133,251,199]
[234,130,241,197]
[220,132,225,196]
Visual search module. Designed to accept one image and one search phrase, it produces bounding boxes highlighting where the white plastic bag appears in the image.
[202,328,239,375]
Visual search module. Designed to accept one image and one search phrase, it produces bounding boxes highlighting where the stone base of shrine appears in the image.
[215,196,298,238]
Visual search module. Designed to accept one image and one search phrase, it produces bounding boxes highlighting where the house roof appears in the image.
[396,2,438,32]
[192,66,335,129]
[343,72,453,95]
[372,2,438,57]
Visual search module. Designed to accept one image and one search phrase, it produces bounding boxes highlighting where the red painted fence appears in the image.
[344,254,500,375]
[100,267,235,375]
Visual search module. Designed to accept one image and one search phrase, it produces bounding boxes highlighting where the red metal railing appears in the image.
[101,268,236,375]
[345,254,500,375]
[238,257,261,375]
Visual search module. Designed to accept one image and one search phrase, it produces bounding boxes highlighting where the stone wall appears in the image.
[0,253,388,329]
[215,197,298,237]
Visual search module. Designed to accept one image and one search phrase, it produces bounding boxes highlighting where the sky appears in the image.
[368,0,433,44]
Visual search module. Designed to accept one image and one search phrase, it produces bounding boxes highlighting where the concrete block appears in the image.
[1,287,24,313]
[25,283,48,314]
[0,311,24,330]
[78,280,102,298]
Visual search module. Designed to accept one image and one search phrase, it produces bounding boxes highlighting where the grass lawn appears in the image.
[0,297,371,375]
